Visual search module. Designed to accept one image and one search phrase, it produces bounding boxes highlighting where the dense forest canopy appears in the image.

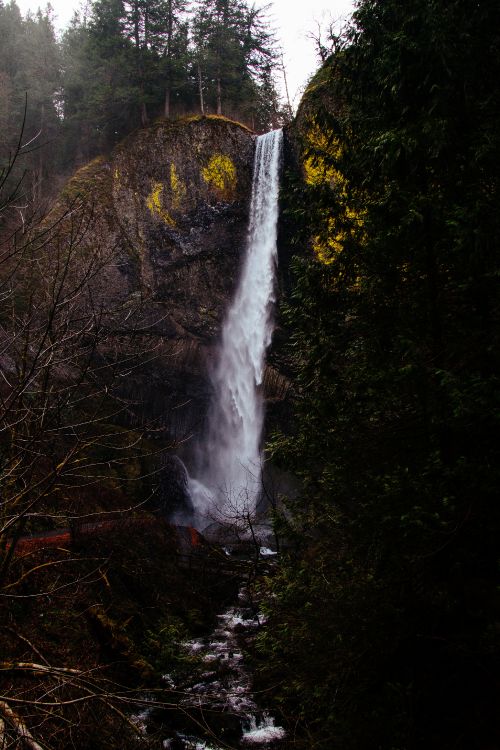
[257,0,500,747]
[0,0,285,197]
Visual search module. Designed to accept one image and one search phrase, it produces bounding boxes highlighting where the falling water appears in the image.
[189,129,283,522]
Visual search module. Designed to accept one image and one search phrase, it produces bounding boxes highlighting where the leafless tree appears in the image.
[307,15,350,64]
[0,123,176,749]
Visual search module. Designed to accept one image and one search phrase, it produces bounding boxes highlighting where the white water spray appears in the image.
[189,129,283,521]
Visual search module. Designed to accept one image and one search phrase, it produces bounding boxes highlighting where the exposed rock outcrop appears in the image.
[56,116,256,446]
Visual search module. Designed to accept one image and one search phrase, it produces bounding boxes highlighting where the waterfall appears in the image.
[189,129,283,524]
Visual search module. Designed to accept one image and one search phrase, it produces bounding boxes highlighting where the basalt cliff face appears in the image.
[58,116,255,445]
[55,116,290,483]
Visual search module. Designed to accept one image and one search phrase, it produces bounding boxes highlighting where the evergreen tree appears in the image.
[123,0,164,125]
[0,1,61,197]
[23,7,61,195]
[62,0,139,157]
[62,0,194,158]
[258,1,500,747]
[160,0,191,118]
[0,0,24,154]
[60,11,95,164]
[192,0,278,126]
[88,0,138,145]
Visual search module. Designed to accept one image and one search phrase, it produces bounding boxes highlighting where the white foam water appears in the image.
[241,714,286,745]
[190,129,283,522]
[160,586,285,748]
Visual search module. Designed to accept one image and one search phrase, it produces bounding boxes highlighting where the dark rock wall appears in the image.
[111,116,256,331]
[55,116,256,448]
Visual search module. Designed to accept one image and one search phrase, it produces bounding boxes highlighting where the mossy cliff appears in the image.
[280,61,364,270]
[56,116,256,447]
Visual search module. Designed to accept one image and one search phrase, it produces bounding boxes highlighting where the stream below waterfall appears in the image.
[133,579,285,749]
[146,130,286,748]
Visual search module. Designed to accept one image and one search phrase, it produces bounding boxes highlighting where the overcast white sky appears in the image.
[258,0,355,107]
[15,0,355,107]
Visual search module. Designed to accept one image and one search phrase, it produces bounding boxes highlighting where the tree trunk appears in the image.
[140,100,149,127]
[198,63,205,115]
[216,77,222,115]
[281,54,293,121]
[164,0,173,119]
[133,1,148,127]
[34,101,45,203]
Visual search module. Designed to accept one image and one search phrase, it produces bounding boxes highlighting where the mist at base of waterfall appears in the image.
[184,473,277,554]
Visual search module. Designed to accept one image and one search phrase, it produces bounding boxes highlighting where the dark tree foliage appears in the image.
[0,1,61,199]
[60,0,281,162]
[61,3,133,162]
[160,0,191,118]
[59,0,279,161]
[257,1,500,748]
[192,0,278,127]
[0,0,283,184]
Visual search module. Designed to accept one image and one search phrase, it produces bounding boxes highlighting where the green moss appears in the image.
[303,59,334,98]
[143,616,202,678]
[203,113,254,132]
[137,113,253,136]
[60,156,110,203]
[299,115,365,264]
[88,605,155,681]
[175,113,254,133]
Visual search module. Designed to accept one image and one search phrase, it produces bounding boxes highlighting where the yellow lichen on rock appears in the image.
[113,166,122,192]
[179,113,253,132]
[202,154,237,198]
[146,180,175,226]
[170,163,186,209]
[302,119,364,264]
[311,208,363,265]
[303,124,344,191]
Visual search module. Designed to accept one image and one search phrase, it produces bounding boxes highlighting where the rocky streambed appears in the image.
[134,576,285,749]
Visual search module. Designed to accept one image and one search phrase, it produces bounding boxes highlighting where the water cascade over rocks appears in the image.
[167,586,286,748]
[188,129,283,525]
[132,586,286,748]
